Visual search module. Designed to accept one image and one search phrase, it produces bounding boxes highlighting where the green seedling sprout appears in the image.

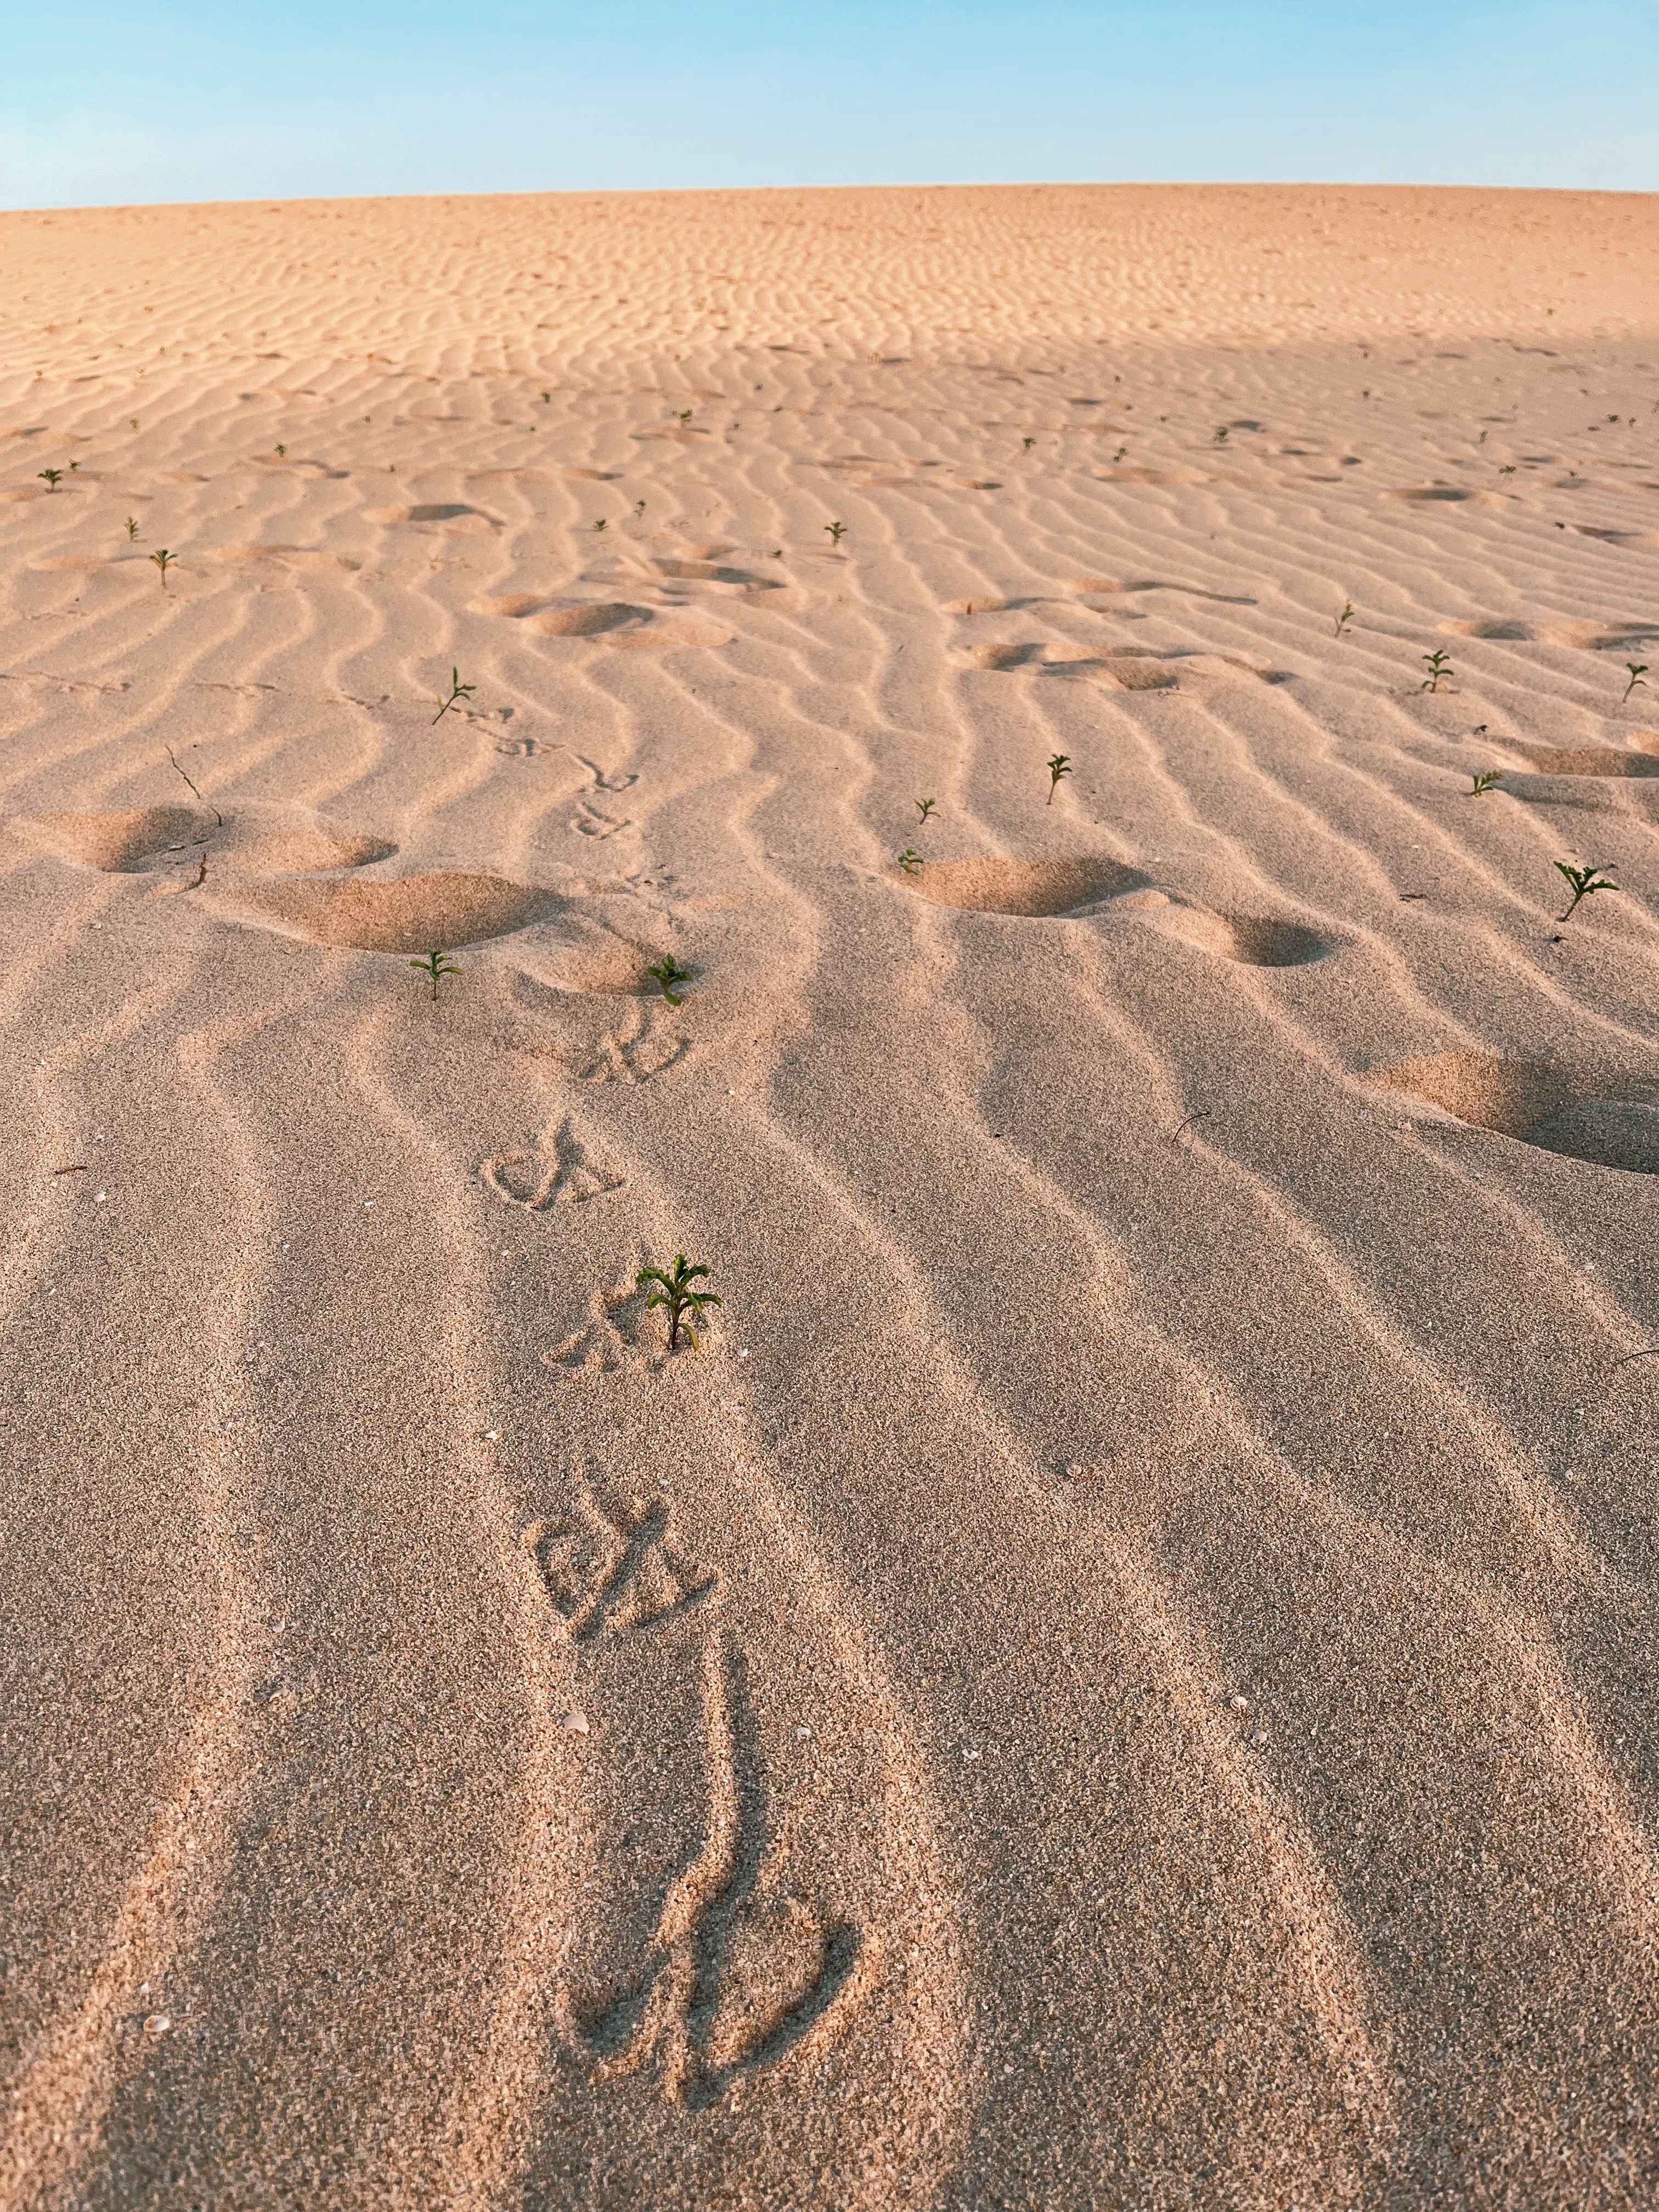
[1420,648,1452,692]
[825,520,846,546]
[593,517,607,531]
[896,847,923,875]
[541,390,551,403]
[37,468,63,491]
[636,1252,721,1353]
[1624,662,1649,703]
[1334,599,1355,637]
[1499,464,1516,474]
[432,667,475,725]
[124,516,140,540]
[916,797,938,825]
[1469,770,1503,797]
[129,417,138,430]
[410,949,461,1001]
[150,548,174,587]
[1046,753,1072,805]
[1213,426,1229,443]
[1113,444,1127,462]
[635,499,646,516]
[646,956,692,1006]
[275,443,285,457]
[1554,862,1618,923]
[1022,436,1035,453]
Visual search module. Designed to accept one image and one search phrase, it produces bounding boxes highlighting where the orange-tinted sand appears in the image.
[3,184,1659,2209]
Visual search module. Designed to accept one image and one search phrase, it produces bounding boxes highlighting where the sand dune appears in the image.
[2,183,1658,2208]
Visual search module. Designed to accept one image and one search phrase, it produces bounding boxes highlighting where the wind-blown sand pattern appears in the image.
[2,183,1658,2208]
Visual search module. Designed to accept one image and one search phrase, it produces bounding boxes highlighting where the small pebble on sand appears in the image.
[559,1711,589,1736]
[1229,1696,1250,1712]
[143,2013,171,2036]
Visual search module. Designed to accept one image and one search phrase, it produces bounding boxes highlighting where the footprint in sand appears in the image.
[580,1007,689,1085]
[893,855,1149,917]
[520,1485,881,2108]
[482,1119,625,1210]
[569,803,635,840]
[545,1267,663,1374]
[1372,1050,1659,1175]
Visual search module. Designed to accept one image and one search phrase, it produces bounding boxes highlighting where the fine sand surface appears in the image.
[3,183,1659,2209]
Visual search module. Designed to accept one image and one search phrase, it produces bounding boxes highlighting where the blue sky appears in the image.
[4,1,1656,210]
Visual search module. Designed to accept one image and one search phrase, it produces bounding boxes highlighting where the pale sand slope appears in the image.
[1,184,1658,2210]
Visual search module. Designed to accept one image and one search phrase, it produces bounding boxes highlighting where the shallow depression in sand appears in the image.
[19,805,213,872]
[895,856,1149,916]
[1371,1051,1659,1173]
[1508,741,1659,778]
[228,872,561,951]
[1160,909,1333,967]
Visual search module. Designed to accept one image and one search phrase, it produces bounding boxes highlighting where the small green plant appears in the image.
[593,517,607,531]
[124,516,140,540]
[896,846,923,874]
[410,948,461,1000]
[915,797,938,825]
[636,1252,721,1353]
[150,548,174,586]
[541,390,551,402]
[1334,599,1355,637]
[1046,753,1071,804]
[1478,430,1487,444]
[1022,436,1035,452]
[1113,444,1127,462]
[1554,862,1618,923]
[1213,426,1228,443]
[37,467,63,491]
[825,520,846,546]
[432,667,475,725]
[635,499,646,516]
[1469,770,1503,797]
[1499,464,1516,473]
[1623,662,1649,703]
[129,417,138,430]
[646,956,692,1006]
[1420,649,1453,692]
[275,443,285,457]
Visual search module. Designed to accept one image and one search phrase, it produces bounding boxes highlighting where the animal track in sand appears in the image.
[562,1635,871,2107]
[482,1119,624,1209]
[582,1007,690,1083]
[1154,908,1334,967]
[894,856,1149,916]
[1372,1051,1659,1174]
[525,1494,717,1641]
[522,1480,881,2109]
[227,872,560,952]
[545,1270,659,1373]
